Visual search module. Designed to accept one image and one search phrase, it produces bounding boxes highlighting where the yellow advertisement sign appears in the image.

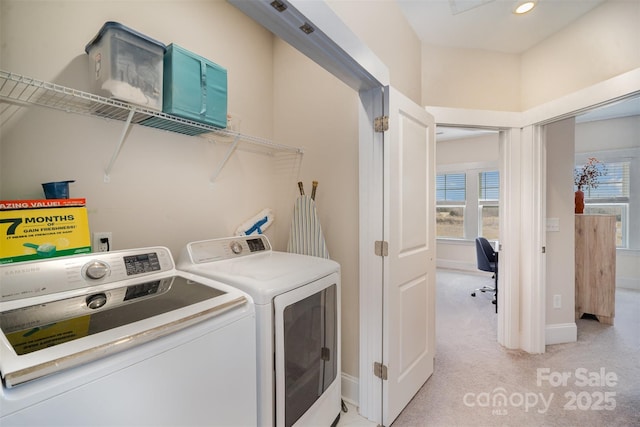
[0,201,91,264]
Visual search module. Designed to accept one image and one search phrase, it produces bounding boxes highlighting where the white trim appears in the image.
[288,0,390,88]
[341,372,360,407]
[519,125,546,354]
[437,161,499,173]
[229,0,389,91]
[358,87,384,423]
[575,147,640,161]
[436,259,476,272]
[545,323,578,345]
[617,277,640,290]
[617,248,640,255]
[426,106,523,129]
[436,238,475,245]
[522,69,640,126]
[498,128,522,350]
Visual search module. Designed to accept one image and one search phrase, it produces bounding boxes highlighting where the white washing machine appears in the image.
[177,235,341,427]
[0,247,257,426]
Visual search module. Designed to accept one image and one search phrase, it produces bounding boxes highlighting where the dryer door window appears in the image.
[274,281,337,427]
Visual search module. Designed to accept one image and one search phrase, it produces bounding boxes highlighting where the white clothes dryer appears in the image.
[0,247,257,426]
[178,235,341,427]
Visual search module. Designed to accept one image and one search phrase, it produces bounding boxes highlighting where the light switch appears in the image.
[546,218,560,232]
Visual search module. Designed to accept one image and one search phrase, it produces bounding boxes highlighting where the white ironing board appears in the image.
[287,195,329,259]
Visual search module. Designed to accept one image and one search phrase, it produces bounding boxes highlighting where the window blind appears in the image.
[436,173,466,202]
[578,161,630,199]
[479,171,499,200]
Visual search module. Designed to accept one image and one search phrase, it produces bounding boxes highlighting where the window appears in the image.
[435,170,500,240]
[436,173,466,238]
[436,173,466,201]
[479,170,500,200]
[479,171,500,240]
[575,161,630,247]
[580,161,630,199]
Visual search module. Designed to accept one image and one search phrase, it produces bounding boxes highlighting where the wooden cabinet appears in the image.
[575,215,616,324]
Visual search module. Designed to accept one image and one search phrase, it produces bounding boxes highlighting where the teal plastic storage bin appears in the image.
[163,44,227,129]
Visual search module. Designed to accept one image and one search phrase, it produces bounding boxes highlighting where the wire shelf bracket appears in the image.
[210,134,241,184]
[104,109,136,182]
[0,70,304,182]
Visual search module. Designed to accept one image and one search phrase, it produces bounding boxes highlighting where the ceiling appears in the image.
[394,0,638,140]
[396,0,607,54]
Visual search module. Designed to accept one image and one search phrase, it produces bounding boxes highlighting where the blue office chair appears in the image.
[472,237,498,312]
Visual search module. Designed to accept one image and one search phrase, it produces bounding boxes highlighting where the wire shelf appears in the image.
[0,70,303,155]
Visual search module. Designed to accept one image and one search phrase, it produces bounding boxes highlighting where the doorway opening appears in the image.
[572,95,640,327]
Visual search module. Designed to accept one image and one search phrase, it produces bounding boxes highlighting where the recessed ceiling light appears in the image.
[514,1,536,14]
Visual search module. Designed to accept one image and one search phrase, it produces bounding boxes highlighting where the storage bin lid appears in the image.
[85,21,166,54]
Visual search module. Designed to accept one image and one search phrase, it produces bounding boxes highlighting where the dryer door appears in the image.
[273,273,340,427]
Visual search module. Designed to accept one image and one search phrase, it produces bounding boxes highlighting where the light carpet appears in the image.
[392,269,640,427]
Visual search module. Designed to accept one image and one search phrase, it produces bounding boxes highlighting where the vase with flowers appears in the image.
[574,157,607,214]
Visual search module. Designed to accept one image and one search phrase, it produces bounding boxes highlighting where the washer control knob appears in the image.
[86,293,107,309]
[230,241,243,255]
[84,261,109,280]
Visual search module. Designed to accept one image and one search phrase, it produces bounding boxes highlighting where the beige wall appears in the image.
[421,45,521,111]
[521,0,640,109]
[0,1,286,253]
[327,0,422,105]
[437,132,500,165]
[272,39,360,376]
[0,0,362,381]
[545,118,577,326]
[418,0,640,112]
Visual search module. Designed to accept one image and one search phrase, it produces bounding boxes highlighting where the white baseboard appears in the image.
[436,259,476,272]
[546,322,577,345]
[617,276,640,290]
[341,372,359,407]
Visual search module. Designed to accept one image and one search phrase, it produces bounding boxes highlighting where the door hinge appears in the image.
[374,362,388,380]
[374,240,388,257]
[374,115,389,132]
[321,347,330,361]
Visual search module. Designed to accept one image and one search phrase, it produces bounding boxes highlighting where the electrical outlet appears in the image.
[553,294,562,309]
[92,232,112,252]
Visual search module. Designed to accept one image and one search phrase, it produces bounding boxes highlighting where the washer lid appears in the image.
[0,272,250,388]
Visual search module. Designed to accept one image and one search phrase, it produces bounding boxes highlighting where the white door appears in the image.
[382,86,436,425]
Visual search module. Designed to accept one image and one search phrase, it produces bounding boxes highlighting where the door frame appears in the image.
[423,123,546,354]
[357,87,385,421]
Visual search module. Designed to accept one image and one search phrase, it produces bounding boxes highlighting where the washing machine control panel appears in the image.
[186,235,272,264]
[0,247,175,302]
